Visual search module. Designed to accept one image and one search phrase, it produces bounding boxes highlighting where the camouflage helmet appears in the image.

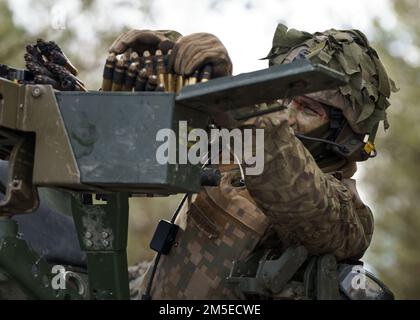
[264,24,397,144]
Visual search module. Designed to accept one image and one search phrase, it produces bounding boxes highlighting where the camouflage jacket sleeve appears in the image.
[242,115,374,261]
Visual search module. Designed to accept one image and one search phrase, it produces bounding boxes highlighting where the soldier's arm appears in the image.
[242,114,373,261]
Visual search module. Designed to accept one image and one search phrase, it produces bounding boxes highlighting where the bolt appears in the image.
[32,86,42,97]
[85,239,93,248]
[101,232,109,239]
[85,231,92,239]
[102,239,109,247]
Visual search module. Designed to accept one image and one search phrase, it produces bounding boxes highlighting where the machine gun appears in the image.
[0,60,346,299]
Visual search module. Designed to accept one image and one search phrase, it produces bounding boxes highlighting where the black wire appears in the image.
[141,147,217,300]
[142,193,189,300]
[295,133,349,153]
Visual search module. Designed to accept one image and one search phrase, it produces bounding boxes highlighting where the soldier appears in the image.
[106,25,396,299]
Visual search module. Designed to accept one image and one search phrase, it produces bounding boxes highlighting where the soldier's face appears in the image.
[279,96,330,134]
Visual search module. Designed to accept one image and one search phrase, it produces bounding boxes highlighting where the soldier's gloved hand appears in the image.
[109,29,179,55]
[103,30,183,92]
[169,33,233,78]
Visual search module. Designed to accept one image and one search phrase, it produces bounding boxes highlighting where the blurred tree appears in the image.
[0,1,30,67]
[363,0,420,300]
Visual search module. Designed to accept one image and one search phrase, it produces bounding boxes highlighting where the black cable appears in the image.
[141,193,189,300]
[295,133,349,153]
[141,146,218,300]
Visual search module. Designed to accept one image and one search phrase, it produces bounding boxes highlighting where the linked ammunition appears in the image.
[102,53,116,91]
[187,70,199,86]
[143,51,154,77]
[166,49,174,92]
[145,74,158,91]
[111,55,127,91]
[200,65,212,82]
[155,50,166,90]
[175,75,184,93]
[122,62,139,91]
[156,83,165,92]
[130,51,141,64]
[50,50,79,76]
[34,75,59,88]
[25,45,44,65]
[25,61,55,79]
[134,68,148,91]
[44,61,85,88]
[36,39,79,76]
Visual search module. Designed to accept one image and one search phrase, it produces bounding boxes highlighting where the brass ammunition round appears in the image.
[50,51,79,76]
[176,75,184,93]
[122,62,139,91]
[167,73,174,92]
[143,51,154,76]
[134,68,148,91]
[156,83,165,92]
[187,70,199,86]
[139,68,148,79]
[155,49,167,89]
[200,65,212,82]
[145,75,158,91]
[102,53,117,91]
[149,74,158,84]
[130,51,140,63]
[26,44,44,64]
[111,57,127,91]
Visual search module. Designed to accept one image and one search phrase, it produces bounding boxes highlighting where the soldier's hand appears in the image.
[169,33,232,78]
[104,30,181,92]
[109,30,173,56]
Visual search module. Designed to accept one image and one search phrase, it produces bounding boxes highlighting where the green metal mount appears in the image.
[70,192,130,300]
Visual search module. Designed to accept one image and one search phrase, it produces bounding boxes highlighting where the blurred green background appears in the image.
[1,0,419,299]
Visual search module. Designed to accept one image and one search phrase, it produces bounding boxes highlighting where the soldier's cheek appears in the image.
[296,114,325,134]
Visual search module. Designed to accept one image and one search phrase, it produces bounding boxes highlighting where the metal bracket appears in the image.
[316,254,340,300]
[226,246,308,296]
[70,192,130,300]
[0,135,39,215]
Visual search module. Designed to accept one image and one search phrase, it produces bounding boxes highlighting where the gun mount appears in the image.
[0,61,346,205]
[0,60,347,299]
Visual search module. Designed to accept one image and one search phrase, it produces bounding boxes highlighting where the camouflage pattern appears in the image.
[131,111,374,299]
[264,24,397,136]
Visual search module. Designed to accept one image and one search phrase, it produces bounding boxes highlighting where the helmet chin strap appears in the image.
[295,133,349,154]
[294,107,351,160]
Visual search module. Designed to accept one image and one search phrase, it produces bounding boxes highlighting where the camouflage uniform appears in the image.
[131,116,372,300]
[131,25,395,300]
